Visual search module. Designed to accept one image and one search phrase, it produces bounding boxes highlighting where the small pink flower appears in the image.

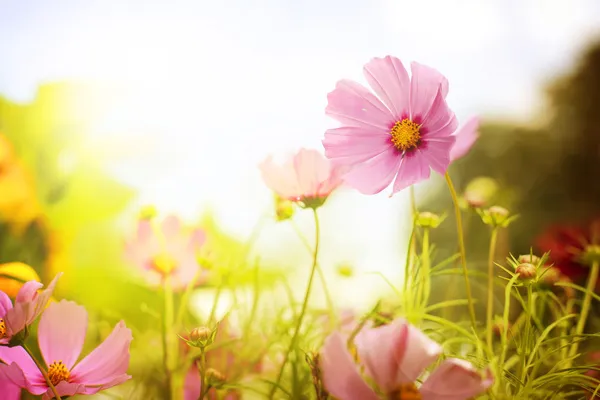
[0,274,61,344]
[260,148,344,209]
[320,318,493,400]
[0,300,132,399]
[450,116,479,161]
[322,56,459,195]
[125,215,207,290]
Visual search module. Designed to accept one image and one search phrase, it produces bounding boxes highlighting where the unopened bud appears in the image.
[190,326,211,342]
[274,195,295,222]
[537,266,561,289]
[206,368,226,388]
[580,244,600,267]
[182,325,218,349]
[478,206,516,228]
[416,212,444,229]
[517,254,541,266]
[516,263,537,281]
[464,177,499,208]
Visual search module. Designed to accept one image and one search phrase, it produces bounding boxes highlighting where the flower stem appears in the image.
[444,172,477,330]
[568,260,599,362]
[163,276,176,399]
[419,227,431,310]
[269,207,321,399]
[198,349,207,400]
[23,344,61,400]
[486,227,499,351]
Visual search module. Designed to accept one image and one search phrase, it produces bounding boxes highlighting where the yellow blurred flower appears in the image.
[0,262,41,298]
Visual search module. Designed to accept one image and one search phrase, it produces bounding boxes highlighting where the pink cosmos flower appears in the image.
[125,215,207,290]
[0,274,61,344]
[320,318,493,400]
[184,317,262,400]
[322,56,459,195]
[450,116,479,161]
[0,300,132,399]
[0,379,20,400]
[260,148,344,209]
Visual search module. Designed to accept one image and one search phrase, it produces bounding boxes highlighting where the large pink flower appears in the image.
[125,215,207,290]
[0,274,61,344]
[260,148,344,209]
[320,318,493,400]
[322,56,459,195]
[450,116,479,161]
[0,300,132,399]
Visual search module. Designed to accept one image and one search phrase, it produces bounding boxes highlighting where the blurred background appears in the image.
[1,0,600,310]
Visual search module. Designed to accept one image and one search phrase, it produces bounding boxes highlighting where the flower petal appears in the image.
[320,332,378,400]
[0,347,46,394]
[43,381,86,400]
[391,152,431,194]
[418,135,456,175]
[0,291,13,317]
[38,300,87,369]
[0,373,21,400]
[15,281,42,304]
[70,320,133,386]
[409,62,449,121]
[161,215,182,239]
[323,126,393,166]
[293,149,333,198]
[342,150,401,195]
[450,117,479,161]
[363,56,410,120]
[326,79,396,131]
[396,323,443,383]
[259,156,302,200]
[420,359,493,400]
[420,88,456,136]
[184,364,201,400]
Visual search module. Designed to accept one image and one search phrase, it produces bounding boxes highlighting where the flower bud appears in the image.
[516,263,536,281]
[206,368,226,388]
[537,266,561,289]
[138,205,157,220]
[181,325,218,349]
[416,212,444,229]
[336,263,354,278]
[477,206,516,228]
[274,195,294,222]
[463,177,499,208]
[517,254,541,266]
[190,326,211,343]
[580,244,600,267]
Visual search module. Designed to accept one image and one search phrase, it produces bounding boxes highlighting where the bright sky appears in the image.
[1,0,599,306]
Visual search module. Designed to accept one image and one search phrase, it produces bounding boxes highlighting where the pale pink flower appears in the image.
[259,148,344,209]
[320,318,493,400]
[0,300,132,399]
[0,274,61,344]
[125,215,207,290]
[322,56,459,195]
[450,116,479,161]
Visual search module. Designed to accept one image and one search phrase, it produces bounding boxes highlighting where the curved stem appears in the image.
[445,172,477,330]
[269,208,321,399]
[23,344,61,400]
[486,227,499,351]
[568,260,599,362]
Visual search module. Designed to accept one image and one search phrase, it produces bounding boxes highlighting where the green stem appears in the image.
[567,260,599,362]
[403,220,417,313]
[520,284,535,386]
[486,227,499,351]
[23,344,61,400]
[198,349,207,400]
[163,276,176,399]
[269,207,321,399]
[445,172,477,330]
[420,227,431,310]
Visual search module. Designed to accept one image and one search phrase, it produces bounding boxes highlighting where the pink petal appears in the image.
[418,135,456,175]
[161,215,182,239]
[342,150,401,195]
[68,374,131,396]
[293,149,332,198]
[44,381,86,399]
[323,126,393,166]
[259,156,302,200]
[409,62,449,122]
[188,229,206,250]
[27,273,62,326]
[136,219,154,242]
[71,320,132,386]
[420,88,456,136]
[184,364,201,400]
[39,300,87,370]
[450,117,480,161]
[391,152,431,194]
[0,347,46,394]
[420,359,493,400]
[4,303,30,336]
[363,56,410,120]
[0,374,21,400]
[326,79,396,131]
[320,332,378,400]
[395,323,443,383]
[15,281,43,304]
[0,291,13,317]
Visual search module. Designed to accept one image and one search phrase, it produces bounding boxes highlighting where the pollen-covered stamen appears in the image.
[390,119,421,152]
[389,383,422,400]
[48,361,70,386]
[151,254,177,276]
[0,318,6,338]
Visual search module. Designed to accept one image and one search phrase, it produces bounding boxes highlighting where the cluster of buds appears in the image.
[415,211,445,229]
[181,325,218,349]
[477,206,518,228]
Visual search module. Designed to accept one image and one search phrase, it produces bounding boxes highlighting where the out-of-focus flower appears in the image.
[0,262,41,299]
[320,318,493,400]
[184,317,262,400]
[477,206,517,228]
[0,273,61,345]
[322,56,458,196]
[259,148,344,209]
[273,194,295,221]
[0,300,132,398]
[450,116,479,161]
[536,219,600,283]
[462,176,499,209]
[125,215,207,290]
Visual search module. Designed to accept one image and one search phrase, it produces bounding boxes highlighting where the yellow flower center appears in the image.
[48,361,70,386]
[0,318,6,338]
[151,254,177,275]
[389,383,422,400]
[390,119,421,151]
